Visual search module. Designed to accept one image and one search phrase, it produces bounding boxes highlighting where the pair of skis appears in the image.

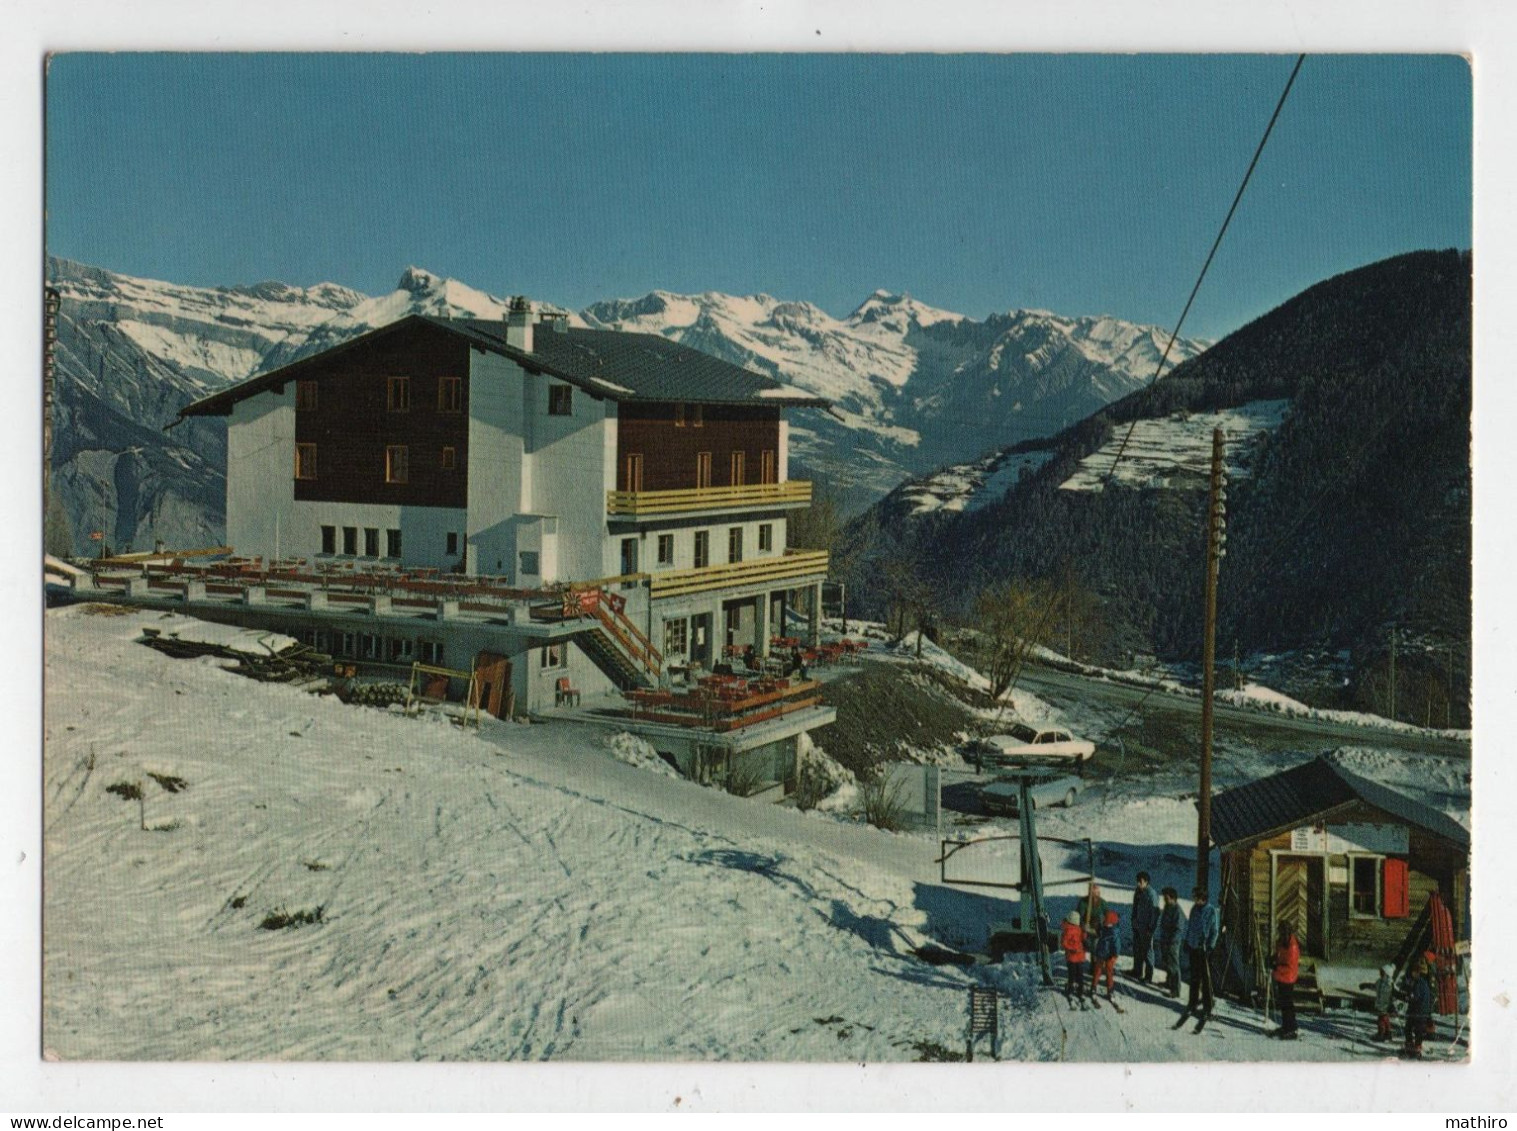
[1068,994,1125,1013]
[1172,1011,1208,1034]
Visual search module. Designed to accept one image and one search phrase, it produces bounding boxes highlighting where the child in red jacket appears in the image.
[1062,911,1090,1009]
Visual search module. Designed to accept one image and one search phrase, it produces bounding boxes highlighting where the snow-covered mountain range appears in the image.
[44,257,1207,555]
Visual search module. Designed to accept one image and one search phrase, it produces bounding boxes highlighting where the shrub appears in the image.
[259,905,325,930]
[861,768,908,832]
[793,761,829,811]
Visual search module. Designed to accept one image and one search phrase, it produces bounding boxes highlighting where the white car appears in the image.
[968,723,1095,769]
[981,774,1083,817]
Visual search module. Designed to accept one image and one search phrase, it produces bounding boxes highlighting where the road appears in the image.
[1015,660,1470,761]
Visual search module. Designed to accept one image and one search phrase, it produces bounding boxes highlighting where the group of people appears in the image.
[1058,872,1441,1053]
[1059,875,1219,1031]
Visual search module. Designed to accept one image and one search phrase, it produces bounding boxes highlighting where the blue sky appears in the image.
[46,53,1470,341]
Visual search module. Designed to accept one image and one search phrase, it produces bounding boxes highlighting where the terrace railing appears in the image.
[606,480,811,517]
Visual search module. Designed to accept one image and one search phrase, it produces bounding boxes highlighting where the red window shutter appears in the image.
[1383,858,1410,918]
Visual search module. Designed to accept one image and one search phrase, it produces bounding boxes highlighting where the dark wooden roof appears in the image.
[178,314,829,419]
[1208,755,1469,852]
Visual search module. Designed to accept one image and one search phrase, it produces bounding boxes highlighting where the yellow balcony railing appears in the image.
[607,480,812,517]
[649,549,829,600]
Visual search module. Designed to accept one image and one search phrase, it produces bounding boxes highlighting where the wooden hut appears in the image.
[1211,756,1469,1002]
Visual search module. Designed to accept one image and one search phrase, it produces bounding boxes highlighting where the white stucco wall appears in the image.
[523,371,615,582]
[628,516,789,576]
[225,389,295,560]
[466,351,528,577]
[287,501,467,571]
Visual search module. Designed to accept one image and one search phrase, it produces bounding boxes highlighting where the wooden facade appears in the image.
[1219,797,1468,990]
[293,323,472,509]
[615,403,781,492]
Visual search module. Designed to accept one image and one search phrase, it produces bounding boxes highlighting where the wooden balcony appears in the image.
[607,479,812,518]
[649,549,829,600]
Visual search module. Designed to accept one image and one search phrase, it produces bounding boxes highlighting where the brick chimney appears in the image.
[506,295,533,352]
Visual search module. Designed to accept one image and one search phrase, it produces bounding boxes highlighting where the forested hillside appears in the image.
[834,250,1472,723]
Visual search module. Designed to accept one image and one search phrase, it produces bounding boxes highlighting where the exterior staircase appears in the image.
[570,588,663,691]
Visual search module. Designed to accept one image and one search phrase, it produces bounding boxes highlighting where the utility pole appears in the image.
[1388,624,1397,723]
[1197,428,1226,898]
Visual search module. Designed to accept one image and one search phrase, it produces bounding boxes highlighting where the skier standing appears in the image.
[1130,871,1158,982]
[1403,956,1434,1059]
[1092,908,1121,1002]
[1174,886,1219,1032]
[1269,922,1300,1039]
[1157,887,1184,998]
[1359,964,1396,1042]
[1061,910,1091,1009]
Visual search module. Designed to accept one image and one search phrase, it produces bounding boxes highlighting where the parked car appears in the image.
[980,774,1083,817]
[967,723,1095,769]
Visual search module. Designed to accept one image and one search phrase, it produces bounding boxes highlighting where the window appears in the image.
[728,526,743,564]
[1351,856,1383,917]
[295,443,317,480]
[696,452,712,489]
[364,527,379,557]
[691,403,704,428]
[387,376,411,412]
[320,525,336,555]
[758,523,773,553]
[386,445,409,484]
[421,640,444,666]
[437,376,462,413]
[548,384,573,416]
[386,528,402,558]
[761,450,776,484]
[296,380,318,411]
[730,451,746,486]
[674,403,686,427]
[620,537,639,576]
[361,633,381,660]
[519,550,540,576]
[441,445,457,470]
[541,642,565,669]
[664,617,688,656]
[694,530,710,569]
[446,532,459,556]
[657,533,674,566]
[624,453,644,492]
[343,526,358,556]
[340,631,358,658]
[389,637,415,663]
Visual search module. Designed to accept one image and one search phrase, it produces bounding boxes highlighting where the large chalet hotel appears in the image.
[148,299,835,733]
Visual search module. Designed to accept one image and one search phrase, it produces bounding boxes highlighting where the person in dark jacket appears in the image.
[1403,957,1434,1059]
[1130,871,1158,982]
[1175,886,1220,1030]
[1270,922,1301,1039]
[1157,887,1184,998]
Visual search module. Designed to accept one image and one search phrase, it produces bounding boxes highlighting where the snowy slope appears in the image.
[1060,399,1291,492]
[42,606,1466,1064]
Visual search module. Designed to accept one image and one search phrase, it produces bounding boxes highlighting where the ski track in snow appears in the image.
[42,607,1466,1063]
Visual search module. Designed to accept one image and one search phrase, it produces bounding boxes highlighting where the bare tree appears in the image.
[973,578,1061,699]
